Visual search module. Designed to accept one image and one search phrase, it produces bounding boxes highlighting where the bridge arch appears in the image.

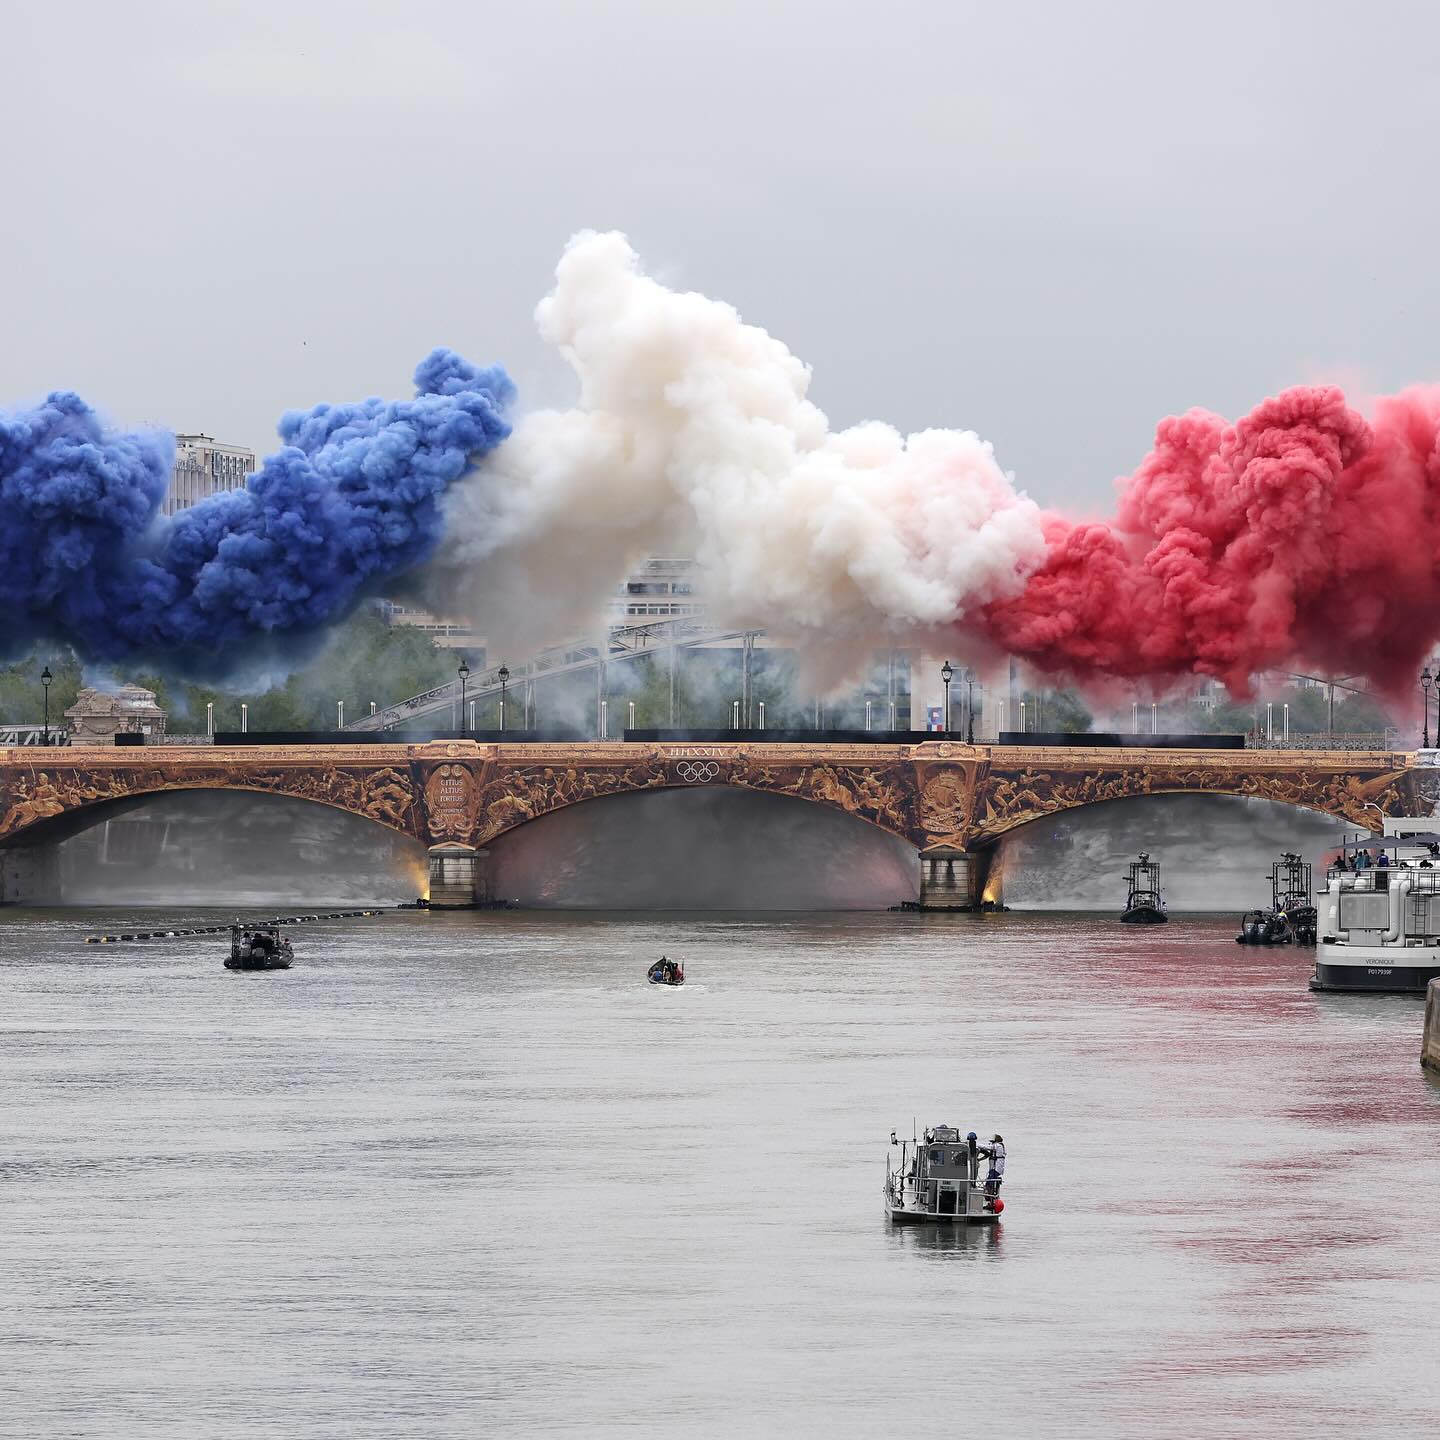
[471,768,919,851]
[483,783,920,909]
[962,755,1430,849]
[0,757,422,849]
[987,790,1357,912]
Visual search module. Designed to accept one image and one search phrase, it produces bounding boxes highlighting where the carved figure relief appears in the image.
[363,767,417,830]
[734,758,915,840]
[0,771,66,836]
[473,758,671,843]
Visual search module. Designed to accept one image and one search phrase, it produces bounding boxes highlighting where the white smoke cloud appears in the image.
[434,231,1047,673]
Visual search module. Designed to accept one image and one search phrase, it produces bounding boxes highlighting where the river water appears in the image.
[3,907,1438,1439]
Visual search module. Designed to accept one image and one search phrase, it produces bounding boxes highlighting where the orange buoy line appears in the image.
[84,909,386,944]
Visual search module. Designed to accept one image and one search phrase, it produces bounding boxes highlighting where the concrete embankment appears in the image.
[1424,980,1440,1075]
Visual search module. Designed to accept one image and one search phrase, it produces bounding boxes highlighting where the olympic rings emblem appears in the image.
[675,760,721,783]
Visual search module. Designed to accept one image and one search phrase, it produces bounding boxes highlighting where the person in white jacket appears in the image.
[984,1135,1006,1196]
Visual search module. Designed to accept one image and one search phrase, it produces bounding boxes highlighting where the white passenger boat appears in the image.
[885,1125,1005,1224]
[1314,819,1440,994]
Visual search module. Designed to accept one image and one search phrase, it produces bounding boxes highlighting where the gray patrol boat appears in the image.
[885,1124,1005,1224]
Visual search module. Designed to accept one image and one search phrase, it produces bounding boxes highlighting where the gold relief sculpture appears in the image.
[473,763,645,843]
[364,767,417,830]
[735,758,915,840]
[0,770,66,836]
[919,768,970,838]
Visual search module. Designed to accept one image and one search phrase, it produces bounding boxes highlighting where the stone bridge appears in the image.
[0,740,1434,906]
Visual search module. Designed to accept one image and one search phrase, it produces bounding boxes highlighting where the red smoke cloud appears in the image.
[981,384,1440,697]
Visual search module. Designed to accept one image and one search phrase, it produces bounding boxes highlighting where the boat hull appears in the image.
[886,1204,999,1225]
[1311,940,1440,993]
[1121,906,1167,924]
[1310,961,1438,993]
[224,958,293,971]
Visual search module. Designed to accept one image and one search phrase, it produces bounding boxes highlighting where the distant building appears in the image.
[607,558,704,623]
[163,434,256,516]
[377,559,706,656]
[64,685,167,741]
[375,602,485,654]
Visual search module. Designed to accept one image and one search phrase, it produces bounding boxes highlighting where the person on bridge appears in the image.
[1377,851,1391,869]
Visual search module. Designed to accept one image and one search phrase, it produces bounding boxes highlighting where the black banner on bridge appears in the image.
[994,731,1246,749]
[209,729,590,746]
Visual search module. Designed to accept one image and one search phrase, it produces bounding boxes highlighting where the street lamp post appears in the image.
[498,664,510,733]
[40,666,52,745]
[457,659,470,735]
[940,660,954,734]
[1423,667,1433,749]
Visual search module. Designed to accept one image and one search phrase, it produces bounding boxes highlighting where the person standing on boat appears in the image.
[985,1134,1006,1196]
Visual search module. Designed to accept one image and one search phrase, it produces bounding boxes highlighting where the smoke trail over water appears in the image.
[0,351,512,674]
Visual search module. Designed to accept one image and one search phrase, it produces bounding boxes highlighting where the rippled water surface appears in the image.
[3,907,1438,1438]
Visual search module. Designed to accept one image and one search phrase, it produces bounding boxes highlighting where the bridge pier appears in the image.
[427,843,491,908]
[0,843,62,905]
[918,847,1000,911]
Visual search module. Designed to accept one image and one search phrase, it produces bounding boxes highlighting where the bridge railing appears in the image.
[0,726,70,747]
[1251,732,1397,752]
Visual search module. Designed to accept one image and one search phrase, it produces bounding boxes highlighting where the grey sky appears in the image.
[3,0,1437,514]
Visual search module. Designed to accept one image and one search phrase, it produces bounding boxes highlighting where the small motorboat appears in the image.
[1236,909,1289,945]
[1236,852,1316,946]
[647,956,684,986]
[1121,852,1168,924]
[886,1124,1005,1224]
[225,922,294,971]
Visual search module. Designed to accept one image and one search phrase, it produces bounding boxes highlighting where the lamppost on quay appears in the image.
[498,664,510,733]
[40,666,52,745]
[457,658,470,735]
[1423,667,1433,749]
[940,660,954,734]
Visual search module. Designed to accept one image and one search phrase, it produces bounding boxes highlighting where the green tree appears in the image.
[0,648,83,726]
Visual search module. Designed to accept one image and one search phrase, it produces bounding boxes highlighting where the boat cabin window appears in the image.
[929,1148,944,1164]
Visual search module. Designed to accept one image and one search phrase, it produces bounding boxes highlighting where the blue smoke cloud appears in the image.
[0,349,513,674]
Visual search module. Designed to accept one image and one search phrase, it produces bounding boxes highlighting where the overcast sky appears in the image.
[3,0,1437,513]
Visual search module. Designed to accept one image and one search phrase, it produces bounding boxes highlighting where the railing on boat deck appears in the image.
[1327,865,1440,890]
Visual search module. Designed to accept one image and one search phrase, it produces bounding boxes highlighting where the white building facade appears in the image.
[164,434,256,516]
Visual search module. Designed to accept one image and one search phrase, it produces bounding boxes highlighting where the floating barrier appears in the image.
[84,909,385,944]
